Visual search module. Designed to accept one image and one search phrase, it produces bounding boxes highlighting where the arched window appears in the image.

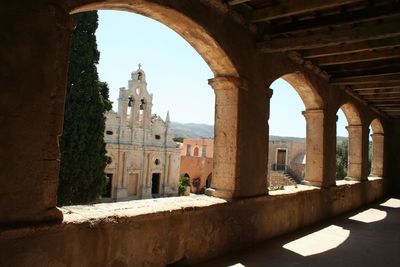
[193,147,199,157]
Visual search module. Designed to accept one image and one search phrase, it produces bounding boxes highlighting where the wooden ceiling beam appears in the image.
[271,2,400,36]
[258,20,400,52]
[330,73,400,85]
[357,90,400,95]
[227,0,251,6]
[354,87,400,92]
[301,37,400,58]
[324,61,400,76]
[364,98,400,102]
[350,81,400,90]
[313,48,400,66]
[251,0,361,22]
[380,108,400,110]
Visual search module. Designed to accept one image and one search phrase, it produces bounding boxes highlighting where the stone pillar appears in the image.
[0,3,73,224]
[205,76,241,199]
[302,109,325,186]
[346,125,363,181]
[266,88,274,189]
[370,133,384,177]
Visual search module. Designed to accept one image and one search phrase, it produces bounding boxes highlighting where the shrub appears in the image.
[178,176,191,195]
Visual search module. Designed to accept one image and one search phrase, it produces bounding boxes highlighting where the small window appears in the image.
[186,144,192,156]
[155,135,161,140]
[154,159,160,165]
[202,145,207,157]
[106,130,113,135]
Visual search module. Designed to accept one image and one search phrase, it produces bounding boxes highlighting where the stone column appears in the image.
[0,3,73,224]
[370,133,384,177]
[205,76,241,199]
[302,109,325,186]
[266,88,274,189]
[346,125,363,181]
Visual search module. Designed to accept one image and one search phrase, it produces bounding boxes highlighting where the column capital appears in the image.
[266,88,273,99]
[301,109,324,118]
[371,132,384,137]
[208,76,248,91]
[346,124,362,131]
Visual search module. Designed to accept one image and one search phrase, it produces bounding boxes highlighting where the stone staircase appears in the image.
[269,171,298,187]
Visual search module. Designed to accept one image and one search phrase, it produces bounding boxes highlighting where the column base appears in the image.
[205,188,233,200]
[344,176,362,181]
[301,180,323,187]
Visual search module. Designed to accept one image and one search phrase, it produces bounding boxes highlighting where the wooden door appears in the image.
[277,149,286,171]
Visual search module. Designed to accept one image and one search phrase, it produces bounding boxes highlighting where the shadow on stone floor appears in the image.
[194,198,400,267]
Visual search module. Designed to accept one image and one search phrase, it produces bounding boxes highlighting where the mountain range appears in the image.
[170,122,348,143]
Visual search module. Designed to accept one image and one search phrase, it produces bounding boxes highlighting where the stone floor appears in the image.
[195,198,400,267]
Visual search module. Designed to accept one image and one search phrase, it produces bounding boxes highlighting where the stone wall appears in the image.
[0,179,385,267]
[180,156,213,192]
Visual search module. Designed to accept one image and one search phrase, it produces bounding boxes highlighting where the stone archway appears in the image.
[69,0,238,77]
[338,103,363,180]
[68,1,243,199]
[271,72,324,186]
[370,118,384,177]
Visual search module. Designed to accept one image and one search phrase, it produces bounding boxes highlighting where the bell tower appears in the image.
[117,64,153,129]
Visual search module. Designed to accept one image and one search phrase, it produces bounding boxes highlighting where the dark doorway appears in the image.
[206,173,212,188]
[102,173,113,198]
[151,173,161,196]
[277,149,287,171]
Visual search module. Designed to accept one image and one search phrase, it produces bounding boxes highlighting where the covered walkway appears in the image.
[199,198,400,267]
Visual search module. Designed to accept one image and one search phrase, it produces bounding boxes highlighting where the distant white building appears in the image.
[103,66,181,201]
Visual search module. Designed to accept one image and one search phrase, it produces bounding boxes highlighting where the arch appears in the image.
[337,103,362,181]
[339,103,362,126]
[370,118,384,134]
[281,72,324,110]
[269,72,324,186]
[69,1,238,77]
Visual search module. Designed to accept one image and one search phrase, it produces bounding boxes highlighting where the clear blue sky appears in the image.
[96,10,348,137]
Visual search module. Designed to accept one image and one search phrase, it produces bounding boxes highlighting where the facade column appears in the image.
[302,109,325,186]
[346,125,363,181]
[205,76,241,199]
[370,133,384,177]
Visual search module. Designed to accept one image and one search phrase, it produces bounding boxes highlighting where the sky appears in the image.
[96,10,348,137]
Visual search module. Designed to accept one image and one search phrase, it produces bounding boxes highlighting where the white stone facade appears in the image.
[103,66,181,200]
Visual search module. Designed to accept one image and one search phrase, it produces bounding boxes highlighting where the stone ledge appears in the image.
[269,184,319,196]
[61,195,227,224]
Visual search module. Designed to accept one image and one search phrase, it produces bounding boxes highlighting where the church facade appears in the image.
[103,66,181,201]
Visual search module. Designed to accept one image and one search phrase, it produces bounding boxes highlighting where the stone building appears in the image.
[3,1,400,266]
[179,139,214,192]
[103,66,181,200]
[268,140,306,186]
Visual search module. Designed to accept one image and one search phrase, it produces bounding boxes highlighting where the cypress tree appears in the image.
[58,11,111,206]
